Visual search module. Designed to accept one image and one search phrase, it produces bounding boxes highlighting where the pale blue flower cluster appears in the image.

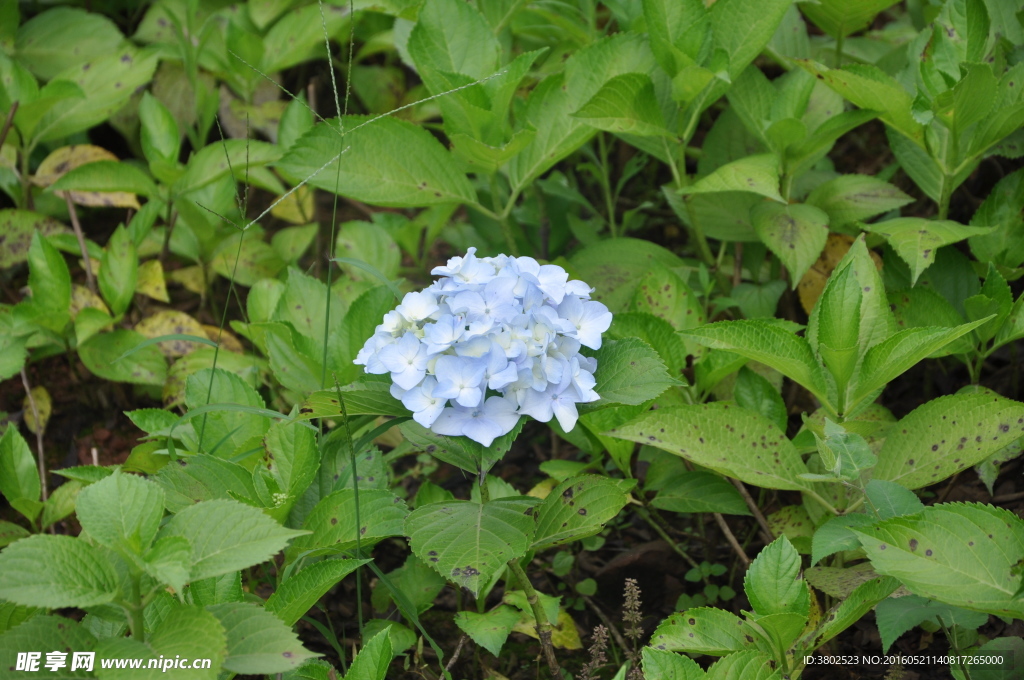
[354,248,613,446]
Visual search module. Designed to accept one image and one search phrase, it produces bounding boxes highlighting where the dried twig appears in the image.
[714,512,750,566]
[730,478,775,541]
[64,195,96,294]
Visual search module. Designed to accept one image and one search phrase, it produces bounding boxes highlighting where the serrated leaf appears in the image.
[649,607,764,655]
[276,117,474,208]
[344,626,392,680]
[154,454,258,512]
[266,559,368,626]
[873,391,1024,490]
[874,595,988,654]
[865,479,925,520]
[744,536,810,618]
[800,0,900,39]
[805,562,881,598]
[569,237,686,312]
[400,418,523,475]
[607,403,811,491]
[454,606,520,657]
[0,426,41,522]
[709,0,796,79]
[287,489,407,559]
[76,470,165,557]
[798,575,899,649]
[0,615,96,678]
[175,139,280,196]
[143,535,191,595]
[805,174,913,231]
[811,513,875,565]
[573,73,671,137]
[852,503,1024,618]
[588,337,679,407]
[863,218,996,285]
[208,602,316,674]
[162,499,306,582]
[532,475,632,550]
[0,534,117,607]
[631,266,706,332]
[752,202,830,287]
[680,154,784,203]
[405,498,537,595]
[705,650,782,680]
[652,471,750,515]
[734,366,787,432]
[641,647,706,680]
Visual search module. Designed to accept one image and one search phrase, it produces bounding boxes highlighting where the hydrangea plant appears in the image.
[355,248,612,445]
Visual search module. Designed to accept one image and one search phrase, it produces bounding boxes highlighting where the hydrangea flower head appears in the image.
[355,248,612,446]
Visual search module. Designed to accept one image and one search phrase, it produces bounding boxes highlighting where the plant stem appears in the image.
[489,174,519,255]
[64,195,97,295]
[507,559,560,677]
[834,34,845,68]
[0,101,17,151]
[713,512,750,566]
[20,368,47,501]
[730,479,774,541]
[128,575,145,643]
[634,505,703,575]
[597,133,617,237]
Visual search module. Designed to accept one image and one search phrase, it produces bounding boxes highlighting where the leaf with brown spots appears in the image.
[208,602,317,673]
[134,310,208,358]
[531,475,634,550]
[862,218,996,285]
[649,607,767,656]
[0,209,69,269]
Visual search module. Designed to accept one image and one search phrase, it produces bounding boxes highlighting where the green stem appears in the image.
[489,174,519,255]
[834,33,845,68]
[635,505,704,578]
[507,559,561,677]
[127,575,145,643]
[938,175,953,220]
[805,489,842,517]
[597,133,617,238]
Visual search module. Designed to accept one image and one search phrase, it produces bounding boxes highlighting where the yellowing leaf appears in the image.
[136,260,170,302]
[23,386,51,435]
[202,325,245,354]
[168,265,206,295]
[269,185,315,224]
[797,233,882,313]
[134,310,207,357]
[31,145,140,209]
[527,478,557,499]
[69,284,110,317]
[512,609,582,650]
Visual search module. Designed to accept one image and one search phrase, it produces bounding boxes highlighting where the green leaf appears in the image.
[0,426,41,522]
[454,606,521,657]
[607,403,811,491]
[336,221,401,282]
[744,536,810,618]
[98,225,138,317]
[811,513,875,565]
[733,366,787,432]
[862,218,996,285]
[263,419,319,506]
[400,418,523,475]
[185,368,271,455]
[139,92,180,165]
[15,7,124,81]
[287,489,408,558]
[76,470,165,557]
[266,559,368,626]
[681,320,827,402]
[649,607,763,655]
[805,175,913,231]
[680,154,784,203]
[94,605,226,680]
[0,615,96,676]
[752,202,829,286]
[275,117,474,208]
[343,625,392,680]
[143,535,191,595]
[631,266,706,331]
[852,503,1024,618]
[804,562,883,598]
[796,61,924,146]
[405,498,538,595]
[0,209,70,270]
[798,575,899,648]
[588,337,679,407]
[705,651,782,680]
[864,479,924,520]
[800,0,900,39]
[0,334,27,384]
[26,231,71,322]
[50,160,158,199]
[709,0,797,79]
[261,2,351,73]
[0,534,117,607]
[808,418,877,481]
[209,602,316,674]
[652,471,750,515]
[532,475,632,550]
[641,0,709,77]
[80,330,167,386]
[0,520,31,548]
[175,139,280,197]
[298,381,407,420]
[641,647,706,680]
[874,595,988,654]
[940,63,998,136]
[609,312,688,377]
[950,637,1024,680]
[162,499,306,582]
[154,453,258,512]
[873,391,1024,490]
[573,73,671,137]
[570,237,686,313]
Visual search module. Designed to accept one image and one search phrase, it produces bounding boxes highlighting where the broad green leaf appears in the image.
[336,221,401,282]
[873,391,1024,489]
[15,7,124,80]
[287,489,408,559]
[94,605,226,680]
[804,562,883,599]
[587,337,679,407]
[261,2,351,73]
[76,470,165,557]
[705,651,782,680]
[143,535,191,595]
[450,129,537,173]
[26,231,71,323]
[631,266,706,332]
[400,418,523,475]
[811,513,875,565]
[139,92,180,165]
[0,520,30,548]
[263,419,319,503]
[276,117,474,208]
[733,366,787,432]
[405,497,538,595]
[609,312,688,377]
[570,237,686,312]
[266,559,368,626]
[209,602,316,674]
[0,209,70,269]
[185,368,270,455]
[744,536,810,619]
[641,647,705,680]
[863,218,996,285]
[798,575,899,649]
[805,175,913,231]
[887,287,971,355]
[99,225,137,317]
[454,606,521,657]
[370,555,446,615]
[887,127,950,204]
[940,63,998,136]
[649,607,763,655]
[853,503,1024,618]
[680,154,784,203]
[80,330,167,386]
[344,626,392,680]
[532,475,632,550]
[681,320,827,401]
[652,471,750,515]
[800,0,900,39]
[641,0,709,77]
[154,453,258,512]
[186,572,244,607]
[709,0,796,79]
[797,61,924,146]
[0,534,117,607]
[0,426,41,522]
[573,73,671,137]
[969,168,1024,270]
[752,202,829,286]
[874,595,987,654]
[50,160,158,200]
[162,499,306,582]
[864,479,924,520]
[607,403,811,491]
[175,139,280,196]
[0,335,27,384]
[0,615,96,678]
